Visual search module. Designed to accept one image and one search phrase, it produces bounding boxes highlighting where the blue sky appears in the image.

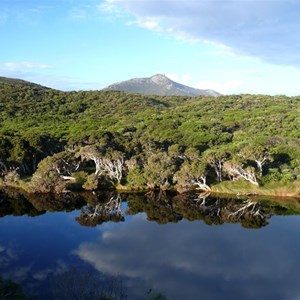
[1,0,300,95]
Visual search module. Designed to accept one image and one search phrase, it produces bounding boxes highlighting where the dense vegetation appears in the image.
[0,77,299,196]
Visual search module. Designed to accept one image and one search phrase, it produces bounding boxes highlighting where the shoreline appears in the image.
[1,179,299,199]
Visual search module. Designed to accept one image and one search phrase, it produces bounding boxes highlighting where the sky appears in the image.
[1,0,300,95]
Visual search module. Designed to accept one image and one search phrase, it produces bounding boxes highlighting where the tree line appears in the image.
[0,78,299,194]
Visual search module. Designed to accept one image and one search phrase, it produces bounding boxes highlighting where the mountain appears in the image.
[103,74,221,97]
[0,76,51,90]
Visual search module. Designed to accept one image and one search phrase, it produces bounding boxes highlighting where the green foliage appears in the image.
[143,151,177,189]
[174,160,207,187]
[0,77,299,194]
[30,168,65,193]
[148,293,167,300]
[66,171,88,191]
[82,174,100,190]
[0,276,30,299]
[29,155,66,193]
[125,167,147,188]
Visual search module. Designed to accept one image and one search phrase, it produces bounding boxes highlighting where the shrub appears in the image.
[4,170,20,185]
[82,174,99,190]
[66,171,88,191]
[30,169,66,193]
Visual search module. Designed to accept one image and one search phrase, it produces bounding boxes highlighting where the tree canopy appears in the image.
[0,78,299,194]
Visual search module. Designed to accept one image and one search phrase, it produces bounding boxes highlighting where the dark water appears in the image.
[1,189,300,299]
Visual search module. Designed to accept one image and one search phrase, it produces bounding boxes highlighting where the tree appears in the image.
[22,131,63,172]
[76,146,124,183]
[224,160,259,186]
[76,145,104,175]
[239,144,272,176]
[203,149,230,182]
[30,151,79,193]
[0,136,11,174]
[174,159,211,192]
[100,149,124,183]
[7,138,29,173]
[143,151,177,189]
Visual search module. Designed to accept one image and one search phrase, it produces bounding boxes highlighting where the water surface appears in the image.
[0,189,300,299]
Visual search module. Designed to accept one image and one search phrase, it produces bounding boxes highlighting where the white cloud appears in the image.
[102,0,300,66]
[0,246,18,266]
[165,73,178,82]
[97,1,128,18]
[182,73,191,84]
[196,80,242,94]
[32,268,53,281]
[127,17,161,31]
[74,215,300,300]
[3,62,52,70]
[31,259,68,281]
[166,72,192,85]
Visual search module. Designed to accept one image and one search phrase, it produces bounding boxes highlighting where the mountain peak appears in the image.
[104,74,221,97]
[150,74,171,85]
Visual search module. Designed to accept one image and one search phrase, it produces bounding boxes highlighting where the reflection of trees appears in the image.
[2,187,300,230]
[0,189,43,217]
[28,192,86,212]
[185,195,272,228]
[0,276,31,300]
[174,193,273,228]
[76,194,124,227]
[0,189,88,217]
[126,190,183,224]
[127,191,276,228]
[52,266,127,300]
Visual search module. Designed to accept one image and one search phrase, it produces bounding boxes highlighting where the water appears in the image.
[0,189,300,299]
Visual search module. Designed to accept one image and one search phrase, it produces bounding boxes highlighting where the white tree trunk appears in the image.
[101,158,124,182]
[254,155,269,176]
[225,162,258,186]
[194,176,211,192]
[211,160,223,182]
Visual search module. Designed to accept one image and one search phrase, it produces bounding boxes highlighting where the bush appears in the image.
[30,169,66,193]
[82,174,99,190]
[261,168,282,184]
[125,167,147,188]
[66,171,88,191]
[4,170,20,185]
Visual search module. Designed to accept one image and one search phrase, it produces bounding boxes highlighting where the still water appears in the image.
[1,189,300,299]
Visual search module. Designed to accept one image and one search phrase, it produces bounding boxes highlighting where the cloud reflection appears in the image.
[74,215,300,299]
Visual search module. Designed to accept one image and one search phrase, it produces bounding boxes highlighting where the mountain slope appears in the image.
[0,76,51,90]
[103,74,221,97]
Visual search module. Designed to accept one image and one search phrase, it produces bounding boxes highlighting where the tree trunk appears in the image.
[194,176,211,192]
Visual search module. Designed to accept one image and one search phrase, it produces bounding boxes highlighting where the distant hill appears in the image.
[103,74,221,97]
[0,76,51,90]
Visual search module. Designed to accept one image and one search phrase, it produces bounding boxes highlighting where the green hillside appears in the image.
[0,77,299,195]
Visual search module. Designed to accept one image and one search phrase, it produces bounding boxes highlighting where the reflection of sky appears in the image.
[0,211,100,298]
[75,215,300,300]
[1,206,300,299]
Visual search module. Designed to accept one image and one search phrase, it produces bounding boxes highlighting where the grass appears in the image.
[211,179,300,198]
